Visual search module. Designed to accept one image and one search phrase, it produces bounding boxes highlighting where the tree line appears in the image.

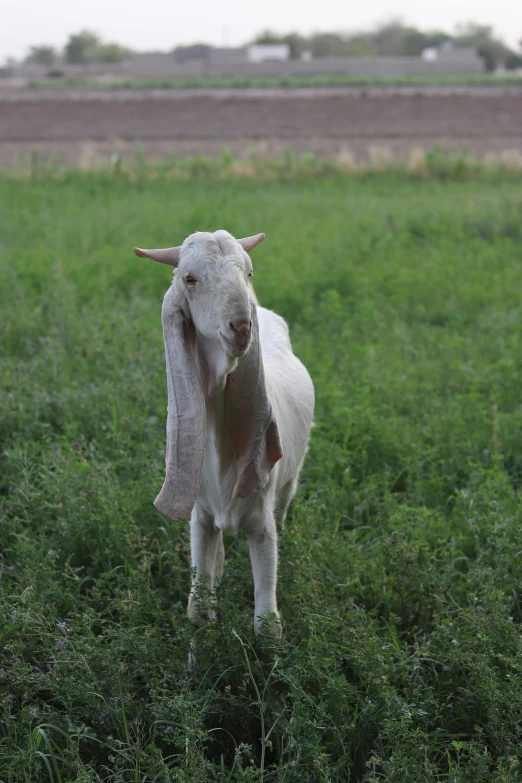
[23,22,522,72]
[254,22,522,71]
[24,31,131,67]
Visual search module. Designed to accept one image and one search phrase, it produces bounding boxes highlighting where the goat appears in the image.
[133,230,314,635]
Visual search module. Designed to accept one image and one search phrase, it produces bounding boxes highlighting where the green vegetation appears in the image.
[15,20,522,71]
[26,72,522,91]
[21,30,131,67]
[2,163,522,780]
[24,46,59,67]
[63,30,131,65]
[254,21,522,71]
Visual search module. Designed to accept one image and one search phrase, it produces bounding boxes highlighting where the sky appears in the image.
[3,0,521,61]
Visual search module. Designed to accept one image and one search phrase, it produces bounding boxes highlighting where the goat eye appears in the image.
[248,271,253,278]
[185,275,197,286]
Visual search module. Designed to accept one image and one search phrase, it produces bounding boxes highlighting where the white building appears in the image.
[247,44,290,63]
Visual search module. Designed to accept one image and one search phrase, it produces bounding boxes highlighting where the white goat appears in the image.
[134,230,314,635]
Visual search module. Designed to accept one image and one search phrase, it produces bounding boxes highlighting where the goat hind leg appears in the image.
[213,529,225,583]
[275,476,299,531]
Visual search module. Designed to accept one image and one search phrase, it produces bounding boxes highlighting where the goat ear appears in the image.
[237,233,265,253]
[154,285,206,520]
[225,303,283,498]
[133,246,181,267]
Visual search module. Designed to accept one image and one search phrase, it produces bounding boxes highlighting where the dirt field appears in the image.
[1,86,521,168]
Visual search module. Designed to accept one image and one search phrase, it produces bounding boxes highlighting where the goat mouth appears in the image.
[220,332,250,354]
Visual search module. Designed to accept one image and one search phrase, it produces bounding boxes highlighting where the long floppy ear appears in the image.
[133,246,181,267]
[224,303,283,498]
[154,285,206,520]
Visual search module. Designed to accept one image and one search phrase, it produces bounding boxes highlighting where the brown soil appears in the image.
[1,87,521,168]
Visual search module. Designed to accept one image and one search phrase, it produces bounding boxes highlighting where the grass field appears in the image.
[25,72,522,91]
[2,165,522,781]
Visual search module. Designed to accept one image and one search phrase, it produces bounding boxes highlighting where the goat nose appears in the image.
[230,319,252,338]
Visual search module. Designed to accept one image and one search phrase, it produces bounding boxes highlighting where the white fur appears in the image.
[156,230,314,635]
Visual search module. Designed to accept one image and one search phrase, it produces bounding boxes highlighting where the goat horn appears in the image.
[238,233,265,252]
[133,246,181,267]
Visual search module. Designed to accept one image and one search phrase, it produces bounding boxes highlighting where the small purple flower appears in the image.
[55,640,63,652]
[57,622,66,633]
[366,760,371,768]
[507,617,514,622]
[109,696,120,704]
[108,754,114,763]
[65,618,72,624]
[47,549,53,557]
[476,606,486,613]
[344,605,351,612]
[74,442,81,451]
[165,725,173,733]
[9,566,14,572]
[149,688,156,696]
[33,667,40,672]
[359,603,366,609]
[483,449,489,457]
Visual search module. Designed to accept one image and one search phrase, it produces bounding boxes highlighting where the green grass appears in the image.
[26,72,522,91]
[2,164,522,781]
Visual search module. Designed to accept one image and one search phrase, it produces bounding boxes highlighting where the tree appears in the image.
[505,51,522,70]
[64,30,131,64]
[453,23,510,71]
[25,45,57,66]
[249,22,519,66]
[252,29,287,45]
[64,30,101,64]
[282,33,307,59]
[97,43,131,63]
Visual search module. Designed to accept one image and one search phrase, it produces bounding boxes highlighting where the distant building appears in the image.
[422,48,438,63]
[247,44,290,63]
[422,44,479,66]
[173,44,211,64]
[126,46,485,79]
[207,47,248,63]
[4,43,482,83]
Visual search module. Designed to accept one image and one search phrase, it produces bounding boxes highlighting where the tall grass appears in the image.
[1,167,522,780]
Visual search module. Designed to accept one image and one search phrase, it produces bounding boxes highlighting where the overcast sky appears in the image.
[3,0,521,61]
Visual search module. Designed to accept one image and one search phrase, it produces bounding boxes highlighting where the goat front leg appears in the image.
[188,510,221,622]
[247,513,281,637]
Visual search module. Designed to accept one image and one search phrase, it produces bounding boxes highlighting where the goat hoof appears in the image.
[255,611,282,639]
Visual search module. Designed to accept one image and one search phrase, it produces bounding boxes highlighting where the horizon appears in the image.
[3,0,521,62]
